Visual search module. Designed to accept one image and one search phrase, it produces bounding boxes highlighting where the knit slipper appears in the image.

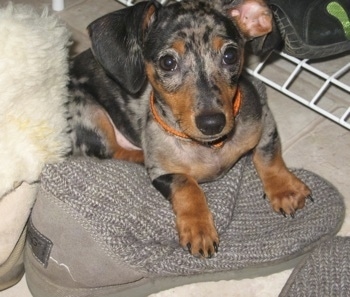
[279,236,350,297]
[269,0,350,59]
[24,156,345,297]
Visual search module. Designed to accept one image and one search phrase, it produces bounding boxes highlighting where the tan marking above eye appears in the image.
[172,39,186,55]
[212,36,226,52]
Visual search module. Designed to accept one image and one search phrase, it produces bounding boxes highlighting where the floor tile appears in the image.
[266,87,325,147]
[57,0,122,34]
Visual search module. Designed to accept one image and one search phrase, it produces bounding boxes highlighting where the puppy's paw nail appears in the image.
[280,208,287,217]
[213,241,219,253]
[307,195,314,202]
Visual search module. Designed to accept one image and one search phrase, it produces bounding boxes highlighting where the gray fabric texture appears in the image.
[39,155,345,277]
[280,236,350,297]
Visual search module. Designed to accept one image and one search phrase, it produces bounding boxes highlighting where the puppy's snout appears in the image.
[195,112,226,135]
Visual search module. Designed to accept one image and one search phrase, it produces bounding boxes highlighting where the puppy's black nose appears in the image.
[195,113,226,135]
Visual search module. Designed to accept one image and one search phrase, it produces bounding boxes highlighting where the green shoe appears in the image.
[270,0,350,58]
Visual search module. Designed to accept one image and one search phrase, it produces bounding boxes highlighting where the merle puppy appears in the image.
[68,0,311,258]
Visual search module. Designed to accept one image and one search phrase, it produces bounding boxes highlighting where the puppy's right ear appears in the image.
[224,0,273,40]
[88,2,160,94]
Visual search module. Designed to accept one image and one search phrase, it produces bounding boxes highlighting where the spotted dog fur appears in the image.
[68,0,312,258]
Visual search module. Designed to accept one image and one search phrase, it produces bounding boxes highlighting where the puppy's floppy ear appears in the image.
[223,0,273,40]
[88,1,160,94]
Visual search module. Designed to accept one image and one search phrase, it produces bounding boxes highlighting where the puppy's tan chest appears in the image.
[157,138,253,182]
[184,148,237,181]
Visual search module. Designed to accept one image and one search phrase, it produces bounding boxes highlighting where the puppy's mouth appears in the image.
[194,134,229,147]
[196,134,226,142]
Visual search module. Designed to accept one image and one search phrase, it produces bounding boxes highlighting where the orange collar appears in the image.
[150,89,242,148]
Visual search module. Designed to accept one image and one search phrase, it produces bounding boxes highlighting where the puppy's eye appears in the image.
[222,47,237,65]
[159,55,178,71]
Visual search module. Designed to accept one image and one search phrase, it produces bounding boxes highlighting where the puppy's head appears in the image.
[88,0,272,143]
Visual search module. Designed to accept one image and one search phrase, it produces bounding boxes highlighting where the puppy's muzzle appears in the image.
[195,112,226,135]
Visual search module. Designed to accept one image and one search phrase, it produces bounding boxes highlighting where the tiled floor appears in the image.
[2,0,350,296]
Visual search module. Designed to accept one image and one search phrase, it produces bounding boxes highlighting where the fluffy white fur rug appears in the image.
[0,2,71,199]
[0,2,71,264]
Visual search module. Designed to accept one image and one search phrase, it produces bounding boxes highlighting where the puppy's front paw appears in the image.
[264,172,312,217]
[176,213,219,258]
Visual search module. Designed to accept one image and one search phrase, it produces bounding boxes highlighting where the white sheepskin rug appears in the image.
[0,2,71,199]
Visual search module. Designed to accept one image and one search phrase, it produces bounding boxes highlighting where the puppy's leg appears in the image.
[153,174,218,258]
[94,109,144,163]
[253,107,312,217]
[69,102,144,163]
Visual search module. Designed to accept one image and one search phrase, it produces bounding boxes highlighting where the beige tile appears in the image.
[4,0,52,8]
[57,0,125,54]
[57,0,123,34]
[1,277,32,297]
[266,87,325,149]
[65,25,90,55]
[149,270,292,297]
[282,112,350,189]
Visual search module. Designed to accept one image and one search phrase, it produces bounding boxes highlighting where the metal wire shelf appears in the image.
[247,51,350,129]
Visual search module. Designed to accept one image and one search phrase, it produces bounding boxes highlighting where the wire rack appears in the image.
[115,0,350,130]
[247,51,350,130]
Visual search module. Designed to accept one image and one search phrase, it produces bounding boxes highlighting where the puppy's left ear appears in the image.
[224,0,273,40]
[88,1,160,94]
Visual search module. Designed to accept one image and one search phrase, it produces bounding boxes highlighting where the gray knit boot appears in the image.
[25,156,345,297]
[279,236,350,297]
